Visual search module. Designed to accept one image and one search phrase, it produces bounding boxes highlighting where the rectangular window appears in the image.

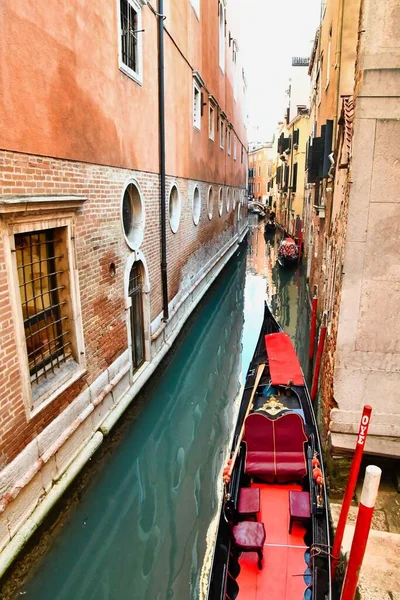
[3,198,86,415]
[241,145,244,163]
[15,229,72,387]
[234,136,237,160]
[190,0,200,18]
[220,119,225,148]
[292,163,298,192]
[119,0,144,84]
[193,81,201,129]
[257,183,261,193]
[227,129,232,155]
[219,1,225,71]
[258,166,261,176]
[233,42,238,101]
[209,105,215,140]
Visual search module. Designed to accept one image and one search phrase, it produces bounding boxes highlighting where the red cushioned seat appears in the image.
[243,412,307,483]
[274,413,308,483]
[232,521,266,569]
[243,413,275,482]
[289,490,311,533]
[238,487,260,521]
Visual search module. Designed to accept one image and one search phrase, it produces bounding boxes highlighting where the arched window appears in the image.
[169,184,181,233]
[128,262,145,371]
[192,185,201,225]
[226,188,231,212]
[207,186,214,220]
[218,187,223,216]
[121,179,145,250]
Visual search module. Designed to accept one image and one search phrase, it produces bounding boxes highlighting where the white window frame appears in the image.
[219,1,226,72]
[233,40,238,102]
[220,118,225,149]
[193,71,204,131]
[233,135,237,160]
[227,128,232,155]
[1,197,87,418]
[190,0,200,19]
[209,103,215,140]
[117,0,147,85]
[193,80,201,130]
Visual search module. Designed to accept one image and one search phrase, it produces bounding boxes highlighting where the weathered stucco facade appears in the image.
[0,0,248,569]
[329,0,400,456]
[301,0,400,457]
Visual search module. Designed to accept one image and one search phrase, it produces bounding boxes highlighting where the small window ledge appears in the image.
[0,195,87,216]
[119,64,143,86]
[30,361,87,419]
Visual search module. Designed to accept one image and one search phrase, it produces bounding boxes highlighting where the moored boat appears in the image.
[206,303,331,600]
[278,237,299,267]
[265,219,276,232]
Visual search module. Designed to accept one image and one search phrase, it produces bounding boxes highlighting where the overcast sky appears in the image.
[239,0,321,143]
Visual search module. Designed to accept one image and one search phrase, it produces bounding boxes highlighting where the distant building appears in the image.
[248,144,273,203]
[269,112,309,235]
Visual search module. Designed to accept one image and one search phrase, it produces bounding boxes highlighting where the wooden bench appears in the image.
[231,521,266,569]
[289,490,311,533]
[237,487,260,521]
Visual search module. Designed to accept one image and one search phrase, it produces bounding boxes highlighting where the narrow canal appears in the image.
[6,218,310,600]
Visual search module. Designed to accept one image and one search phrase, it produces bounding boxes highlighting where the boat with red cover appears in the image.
[277,237,299,268]
[206,303,331,600]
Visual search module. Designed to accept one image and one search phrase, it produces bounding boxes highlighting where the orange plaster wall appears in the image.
[0,1,159,171]
[0,1,247,188]
[157,0,247,187]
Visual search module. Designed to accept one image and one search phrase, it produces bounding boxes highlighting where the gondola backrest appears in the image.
[243,412,308,483]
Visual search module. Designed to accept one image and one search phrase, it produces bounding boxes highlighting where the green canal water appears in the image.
[12,218,310,600]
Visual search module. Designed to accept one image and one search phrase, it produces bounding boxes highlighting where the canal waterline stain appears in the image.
[4,219,311,600]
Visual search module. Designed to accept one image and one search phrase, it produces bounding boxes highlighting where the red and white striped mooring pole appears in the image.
[340,465,382,600]
[331,405,372,578]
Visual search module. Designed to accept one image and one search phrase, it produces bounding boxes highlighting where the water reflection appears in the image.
[13,221,310,600]
[246,215,310,371]
[18,253,247,600]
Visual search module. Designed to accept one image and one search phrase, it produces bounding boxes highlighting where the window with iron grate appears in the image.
[15,228,77,390]
[119,0,145,84]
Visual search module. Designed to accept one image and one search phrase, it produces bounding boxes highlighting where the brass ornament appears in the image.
[258,395,287,416]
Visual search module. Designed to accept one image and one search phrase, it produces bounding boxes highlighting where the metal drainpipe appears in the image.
[157,0,169,321]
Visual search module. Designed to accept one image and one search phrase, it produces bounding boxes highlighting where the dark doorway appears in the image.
[128,262,145,371]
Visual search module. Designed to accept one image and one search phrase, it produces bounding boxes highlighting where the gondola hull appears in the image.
[277,254,298,268]
[206,303,331,600]
[265,221,276,232]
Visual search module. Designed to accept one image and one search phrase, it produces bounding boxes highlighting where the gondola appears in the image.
[277,237,299,268]
[206,303,331,600]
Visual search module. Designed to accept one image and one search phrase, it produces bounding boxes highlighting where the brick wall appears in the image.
[0,150,245,466]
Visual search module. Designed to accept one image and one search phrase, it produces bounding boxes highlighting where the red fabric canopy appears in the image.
[264,332,304,386]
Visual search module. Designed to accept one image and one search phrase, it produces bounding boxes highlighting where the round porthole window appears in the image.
[192,185,201,225]
[226,188,231,212]
[207,186,214,220]
[122,180,145,250]
[218,188,223,216]
[169,184,181,233]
